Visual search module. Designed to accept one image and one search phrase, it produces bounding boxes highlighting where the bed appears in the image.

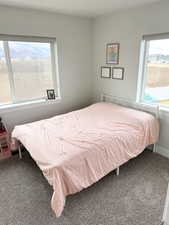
[12,94,160,217]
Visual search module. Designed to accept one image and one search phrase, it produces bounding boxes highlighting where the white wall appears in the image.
[93,0,169,153]
[0,6,93,131]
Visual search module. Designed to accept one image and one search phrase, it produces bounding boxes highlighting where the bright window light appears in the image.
[0,35,58,107]
[138,35,169,108]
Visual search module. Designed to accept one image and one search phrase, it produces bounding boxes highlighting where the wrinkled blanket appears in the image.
[12,102,159,217]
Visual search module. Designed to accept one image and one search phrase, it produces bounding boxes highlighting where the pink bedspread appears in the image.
[12,102,159,217]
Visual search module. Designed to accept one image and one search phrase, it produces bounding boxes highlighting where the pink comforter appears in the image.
[12,102,159,217]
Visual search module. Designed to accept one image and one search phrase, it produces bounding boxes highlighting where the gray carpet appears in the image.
[0,150,169,225]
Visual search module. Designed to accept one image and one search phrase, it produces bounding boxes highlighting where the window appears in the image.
[0,35,58,107]
[138,33,169,108]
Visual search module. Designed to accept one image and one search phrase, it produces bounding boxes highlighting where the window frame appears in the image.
[0,34,60,109]
[137,33,169,110]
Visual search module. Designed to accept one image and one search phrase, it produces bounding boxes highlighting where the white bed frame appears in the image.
[18,94,160,166]
[100,93,160,176]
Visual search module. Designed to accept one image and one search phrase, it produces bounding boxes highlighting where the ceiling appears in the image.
[0,0,161,17]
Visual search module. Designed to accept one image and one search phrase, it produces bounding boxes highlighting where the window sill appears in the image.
[0,97,61,113]
[159,105,169,114]
[139,101,169,116]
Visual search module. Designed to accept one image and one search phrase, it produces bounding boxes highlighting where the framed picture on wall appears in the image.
[106,43,120,64]
[112,67,124,80]
[101,66,111,78]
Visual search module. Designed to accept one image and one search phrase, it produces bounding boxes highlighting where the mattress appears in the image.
[12,102,159,217]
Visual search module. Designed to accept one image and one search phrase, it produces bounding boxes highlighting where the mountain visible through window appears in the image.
[0,36,57,107]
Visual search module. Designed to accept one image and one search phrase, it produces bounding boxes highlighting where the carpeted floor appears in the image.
[0,150,169,225]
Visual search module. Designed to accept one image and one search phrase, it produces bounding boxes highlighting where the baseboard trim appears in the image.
[156,145,169,159]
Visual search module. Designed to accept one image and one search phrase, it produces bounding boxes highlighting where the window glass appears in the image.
[0,36,57,107]
[9,41,54,102]
[143,39,169,106]
[0,41,12,104]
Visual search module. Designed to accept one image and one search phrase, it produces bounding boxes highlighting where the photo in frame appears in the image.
[46,89,56,100]
[106,43,120,64]
[112,67,124,80]
[101,66,111,78]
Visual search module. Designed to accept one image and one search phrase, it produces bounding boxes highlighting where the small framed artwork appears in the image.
[106,43,120,64]
[47,89,56,100]
[112,67,124,80]
[101,66,111,78]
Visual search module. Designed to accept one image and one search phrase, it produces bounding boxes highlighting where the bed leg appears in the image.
[153,144,156,153]
[116,167,120,176]
[18,146,22,159]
